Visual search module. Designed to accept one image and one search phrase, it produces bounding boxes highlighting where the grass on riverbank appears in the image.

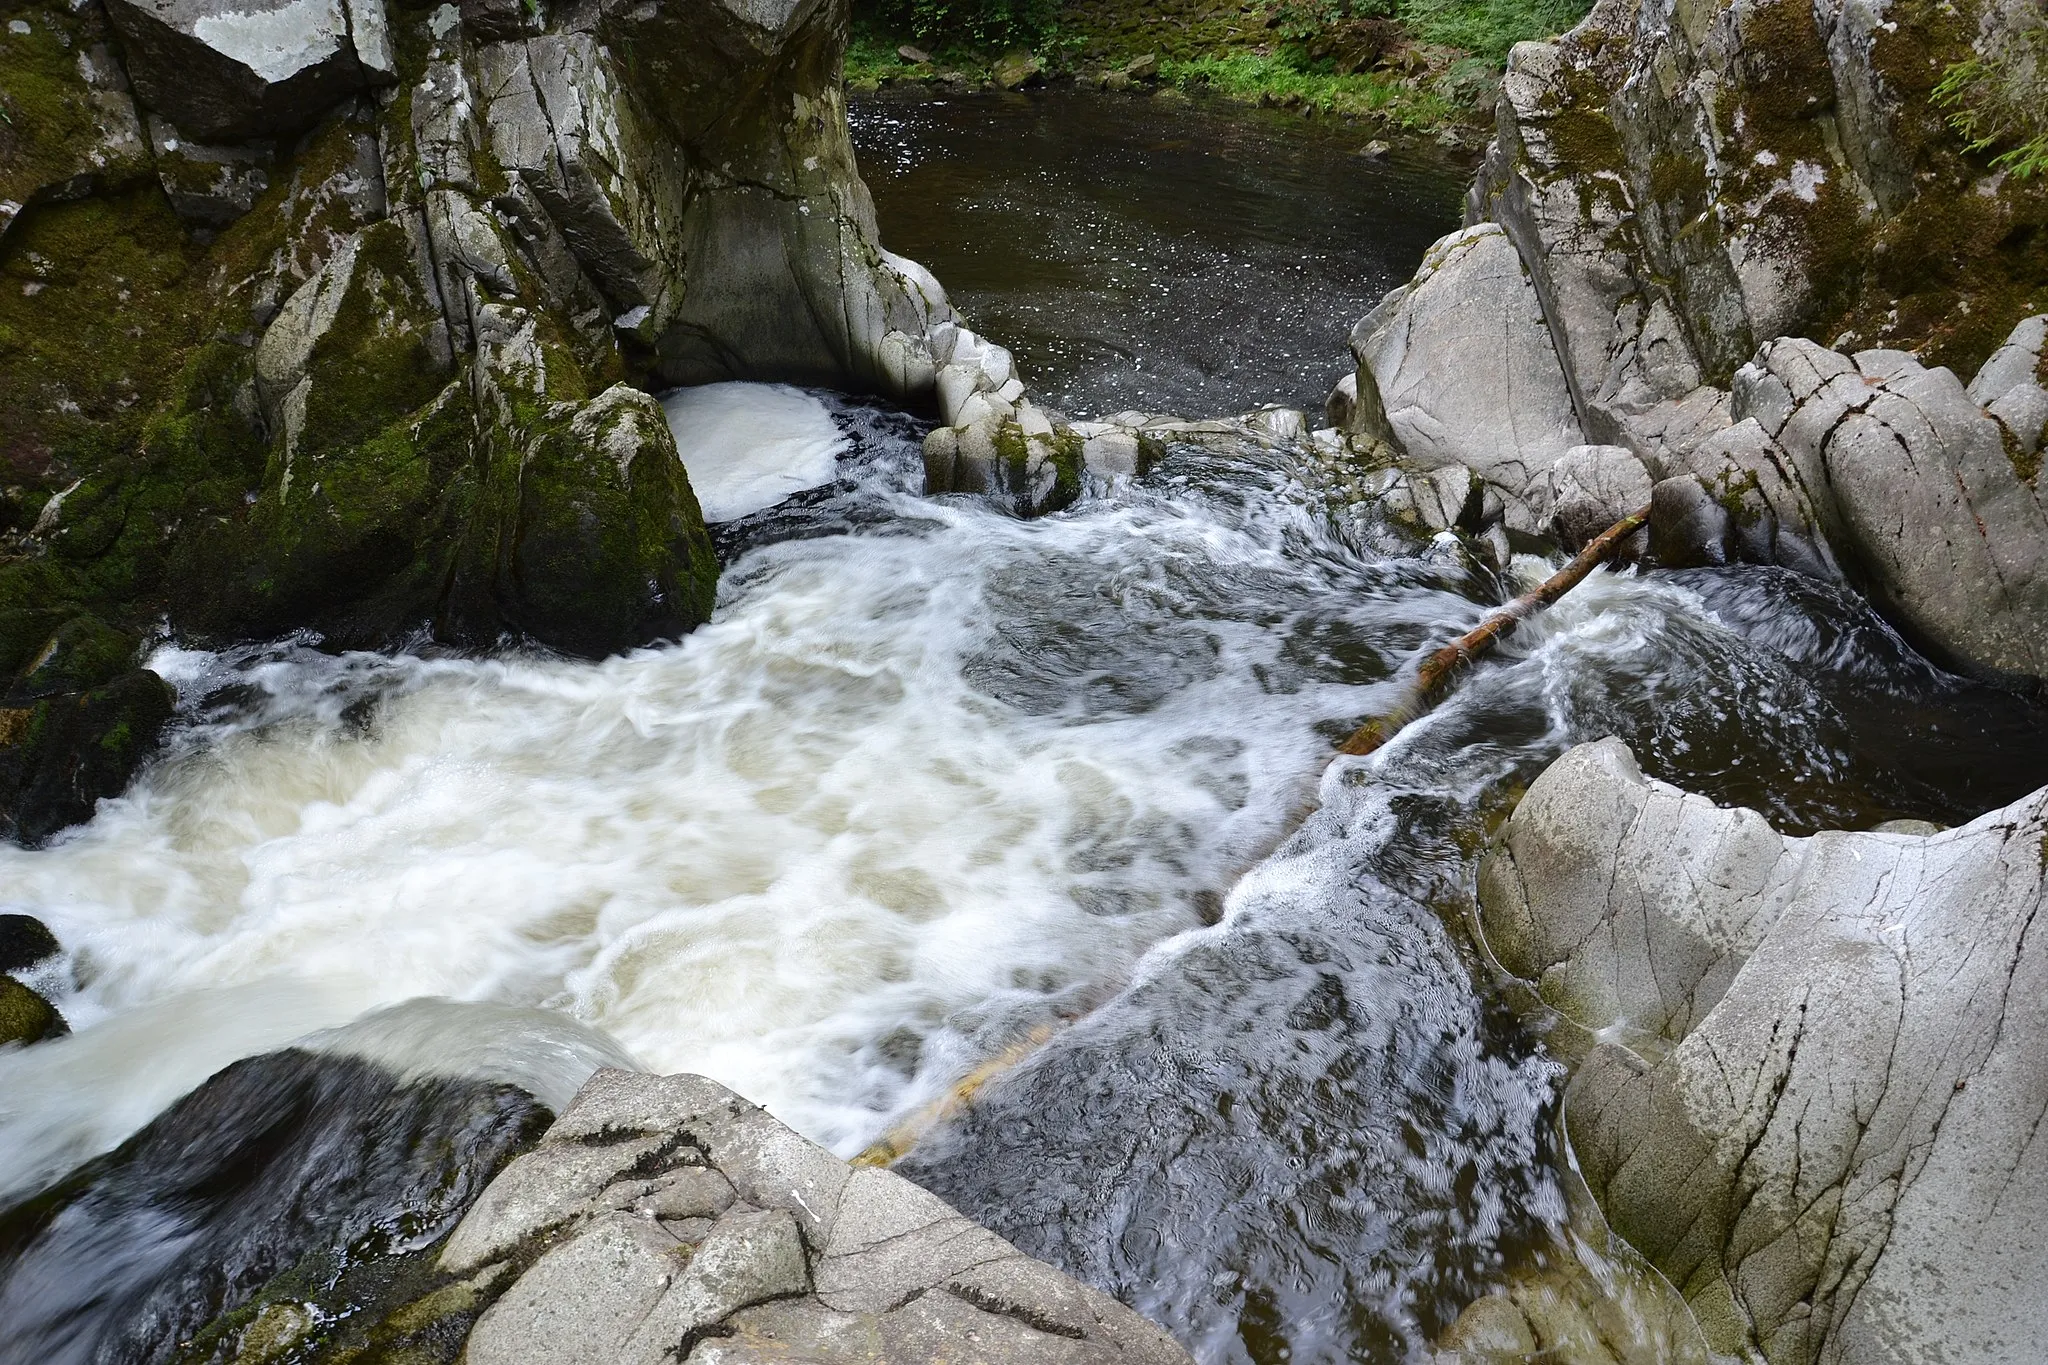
[848,0,1593,136]
[1155,51,1463,128]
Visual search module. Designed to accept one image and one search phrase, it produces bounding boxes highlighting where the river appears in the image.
[4,92,2048,1365]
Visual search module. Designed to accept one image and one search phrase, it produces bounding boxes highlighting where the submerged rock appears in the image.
[1478,739,2048,1364]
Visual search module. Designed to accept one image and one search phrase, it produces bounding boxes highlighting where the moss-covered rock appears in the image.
[501,385,719,657]
[0,2,152,242]
[0,665,175,844]
[0,974,68,1045]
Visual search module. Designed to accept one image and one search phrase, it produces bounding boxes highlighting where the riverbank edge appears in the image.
[844,18,1500,149]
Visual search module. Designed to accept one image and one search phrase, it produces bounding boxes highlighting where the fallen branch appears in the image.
[1336,504,1650,758]
[862,504,1651,1165]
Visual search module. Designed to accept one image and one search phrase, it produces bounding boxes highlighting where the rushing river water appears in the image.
[8,96,2048,1365]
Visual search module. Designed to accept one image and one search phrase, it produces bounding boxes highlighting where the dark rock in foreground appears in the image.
[0,1050,548,1365]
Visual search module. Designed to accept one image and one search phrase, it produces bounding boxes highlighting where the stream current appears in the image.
[7,93,2048,1365]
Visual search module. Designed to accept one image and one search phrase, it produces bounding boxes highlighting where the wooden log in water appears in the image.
[1336,504,1650,758]
[859,504,1652,1166]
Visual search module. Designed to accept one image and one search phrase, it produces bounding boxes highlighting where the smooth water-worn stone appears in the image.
[1480,739,2048,1364]
[1344,224,1584,533]
[450,1070,1192,1365]
[1733,338,2048,680]
[0,1051,545,1363]
[1541,444,1651,549]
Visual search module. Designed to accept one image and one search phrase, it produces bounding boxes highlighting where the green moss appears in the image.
[1842,175,2048,374]
[8,614,137,698]
[2003,412,2043,485]
[1400,0,1590,62]
[0,974,64,1046]
[0,3,149,217]
[1647,151,1709,214]
[0,188,208,491]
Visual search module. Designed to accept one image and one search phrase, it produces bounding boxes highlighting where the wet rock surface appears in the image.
[0,1049,548,1365]
[1478,738,2048,1365]
[449,1069,1193,1365]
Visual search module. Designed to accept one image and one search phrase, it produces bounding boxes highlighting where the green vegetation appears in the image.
[1398,0,1592,60]
[857,0,1062,49]
[1157,51,1459,128]
[848,0,1596,135]
[1933,26,2048,179]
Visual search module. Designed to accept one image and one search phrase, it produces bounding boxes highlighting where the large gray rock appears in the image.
[1340,223,1589,536]
[1970,314,2048,461]
[1478,739,2048,1365]
[1730,335,2048,680]
[447,1070,1193,1365]
[102,0,395,142]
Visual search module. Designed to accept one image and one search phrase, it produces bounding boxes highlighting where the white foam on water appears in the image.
[661,382,850,523]
[0,430,1379,1174]
[0,980,365,1201]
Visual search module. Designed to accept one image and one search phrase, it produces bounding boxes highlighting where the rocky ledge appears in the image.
[439,1068,1192,1365]
[1474,738,2048,1364]
[1320,0,2048,686]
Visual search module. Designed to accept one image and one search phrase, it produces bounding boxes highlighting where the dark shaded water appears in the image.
[851,90,1466,417]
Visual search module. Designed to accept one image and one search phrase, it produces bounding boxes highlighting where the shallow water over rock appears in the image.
[850,90,1466,417]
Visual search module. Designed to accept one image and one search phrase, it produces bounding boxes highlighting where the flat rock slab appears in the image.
[452,1070,1193,1365]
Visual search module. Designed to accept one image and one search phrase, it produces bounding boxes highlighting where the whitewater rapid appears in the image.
[8,386,2046,1363]
[0,396,1392,1175]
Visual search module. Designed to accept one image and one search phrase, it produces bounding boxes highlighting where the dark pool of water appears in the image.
[851,90,1466,419]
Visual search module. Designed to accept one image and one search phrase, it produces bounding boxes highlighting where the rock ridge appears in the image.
[445,1068,1195,1365]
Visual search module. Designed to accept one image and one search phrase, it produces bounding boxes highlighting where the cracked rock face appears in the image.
[449,1069,1194,1365]
[1478,738,2048,1365]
